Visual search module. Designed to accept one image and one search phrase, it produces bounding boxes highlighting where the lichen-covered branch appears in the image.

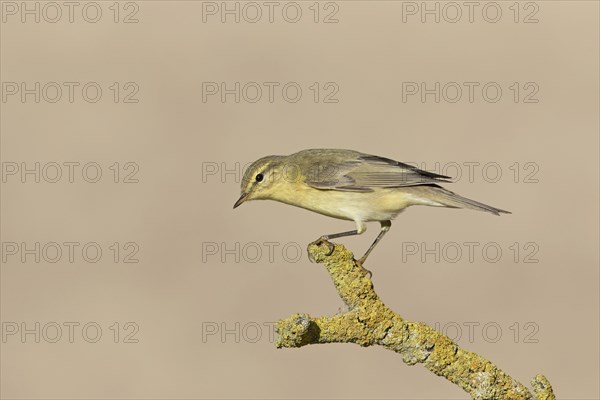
[275,241,555,400]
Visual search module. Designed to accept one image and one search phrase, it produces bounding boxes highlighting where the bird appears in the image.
[233,149,510,264]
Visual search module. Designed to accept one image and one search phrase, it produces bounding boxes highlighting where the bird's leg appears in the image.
[321,230,361,240]
[310,222,367,259]
[358,220,392,265]
[311,230,360,256]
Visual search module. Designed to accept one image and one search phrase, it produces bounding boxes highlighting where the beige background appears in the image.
[1,1,598,399]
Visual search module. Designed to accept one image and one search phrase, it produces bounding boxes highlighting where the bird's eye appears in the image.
[255,173,264,182]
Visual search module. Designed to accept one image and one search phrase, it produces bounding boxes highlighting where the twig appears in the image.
[275,241,555,400]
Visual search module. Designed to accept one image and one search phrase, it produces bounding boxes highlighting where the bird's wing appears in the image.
[304,154,452,192]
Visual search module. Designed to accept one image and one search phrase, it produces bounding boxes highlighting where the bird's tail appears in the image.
[418,185,511,216]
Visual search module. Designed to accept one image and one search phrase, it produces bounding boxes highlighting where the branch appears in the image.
[275,241,555,400]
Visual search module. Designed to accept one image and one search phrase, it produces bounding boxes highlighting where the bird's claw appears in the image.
[307,237,335,263]
[355,258,373,279]
[317,237,335,256]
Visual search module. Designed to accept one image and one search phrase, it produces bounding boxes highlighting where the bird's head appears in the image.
[233,155,286,208]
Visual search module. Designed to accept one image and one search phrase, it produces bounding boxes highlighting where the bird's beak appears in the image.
[233,192,248,209]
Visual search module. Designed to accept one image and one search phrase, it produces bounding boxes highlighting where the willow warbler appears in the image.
[233,149,510,264]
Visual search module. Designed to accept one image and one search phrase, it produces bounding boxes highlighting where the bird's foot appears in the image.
[307,237,335,263]
[355,257,373,279]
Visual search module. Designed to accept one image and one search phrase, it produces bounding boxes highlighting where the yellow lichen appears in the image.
[276,240,555,400]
